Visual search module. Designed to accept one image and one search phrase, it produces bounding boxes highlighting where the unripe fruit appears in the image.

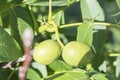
[62,41,91,67]
[33,40,61,65]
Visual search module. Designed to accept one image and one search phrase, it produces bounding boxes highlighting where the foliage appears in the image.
[0,0,120,80]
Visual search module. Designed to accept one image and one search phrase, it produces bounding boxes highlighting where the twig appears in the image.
[60,22,120,28]
[48,21,64,49]
[48,0,52,21]
[19,47,32,80]
[2,62,12,68]
[19,28,34,80]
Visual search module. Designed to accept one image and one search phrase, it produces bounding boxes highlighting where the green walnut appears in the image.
[33,40,61,65]
[62,41,92,67]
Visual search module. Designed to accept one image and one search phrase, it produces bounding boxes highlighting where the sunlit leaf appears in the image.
[32,62,47,77]
[25,1,67,6]
[93,25,106,30]
[116,0,120,8]
[65,0,77,6]
[98,61,107,72]
[80,0,105,21]
[65,0,71,6]
[116,55,120,79]
[61,11,65,25]
[18,18,32,39]
[22,0,38,4]
[0,16,2,27]
[44,70,88,80]
[77,21,93,46]
[91,73,108,80]
[48,60,72,72]
[53,10,63,26]
[26,68,42,80]
[4,28,11,35]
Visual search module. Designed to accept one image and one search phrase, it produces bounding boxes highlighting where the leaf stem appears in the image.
[48,0,64,48]
[7,63,19,80]
[94,22,119,27]
[7,68,16,80]
[49,21,64,49]
[55,25,64,49]
[48,0,52,21]
[60,22,120,29]
[109,53,120,57]
[28,6,38,33]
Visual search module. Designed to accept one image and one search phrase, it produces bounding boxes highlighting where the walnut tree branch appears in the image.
[19,28,34,80]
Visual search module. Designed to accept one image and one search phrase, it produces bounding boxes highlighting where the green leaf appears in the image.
[0,68,18,80]
[22,0,38,4]
[44,70,88,80]
[18,17,32,39]
[26,68,42,80]
[0,2,11,14]
[91,74,108,80]
[77,21,93,46]
[25,1,67,6]
[53,10,64,26]
[0,68,8,80]
[14,7,33,27]
[116,55,120,79]
[116,0,120,8]
[0,0,15,3]
[98,61,107,72]
[93,30,106,53]
[112,28,120,45]
[61,11,65,25]
[9,9,22,47]
[65,0,76,6]
[111,28,120,52]
[14,7,33,39]
[0,68,19,80]
[32,62,47,77]
[92,30,106,69]
[0,28,22,62]
[0,3,12,28]
[65,0,71,6]
[0,16,2,27]
[93,25,106,30]
[48,60,72,72]
[92,54,104,70]
[62,27,77,38]
[80,0,105,21]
